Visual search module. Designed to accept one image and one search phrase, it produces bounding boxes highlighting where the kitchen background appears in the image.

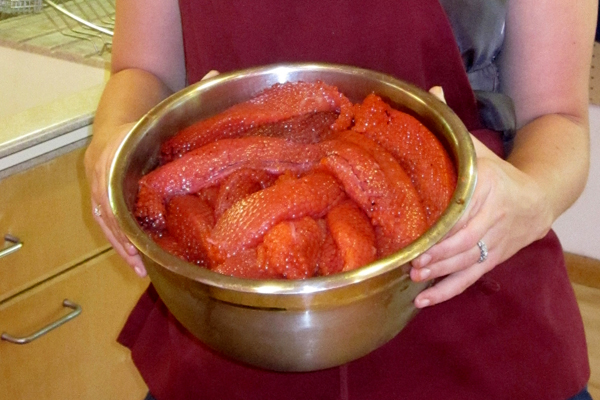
[0,1,598,398]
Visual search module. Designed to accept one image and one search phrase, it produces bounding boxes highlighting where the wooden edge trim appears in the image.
[565,252,600,290]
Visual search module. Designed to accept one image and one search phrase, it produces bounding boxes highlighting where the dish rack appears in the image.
[0,0,114,59]
[43,0,114,36]
[0,0,43,14]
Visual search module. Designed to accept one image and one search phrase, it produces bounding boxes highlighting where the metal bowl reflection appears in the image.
[108,63,476,372]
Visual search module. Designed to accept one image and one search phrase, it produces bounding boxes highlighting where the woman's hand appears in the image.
[408,86,558,308]
[409,136,553,308]
[84,70,219,277]
[411,0,595,308]
[85,122,148,277]
[82,0,190,277]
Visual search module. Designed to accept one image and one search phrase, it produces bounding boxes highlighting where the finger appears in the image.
[92,203,147,277]
[428,86,446,103]
[111,238,147,277]
[416,222,483,267]
[411,205,490,270]
[125,254,147,277]
[106,232,147,277]
[413,263,486,308]
[116,247,147,277]
[410,241,484,282]
[91,190,136,256]
[202,70,220,80]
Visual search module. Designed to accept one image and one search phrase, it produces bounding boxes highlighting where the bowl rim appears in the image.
[108,62,477,296]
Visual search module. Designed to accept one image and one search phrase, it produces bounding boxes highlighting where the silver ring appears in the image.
[477,240,488,263]
[93,204,102,218]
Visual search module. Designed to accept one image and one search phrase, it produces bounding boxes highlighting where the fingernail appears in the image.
[134,266,145,276]
[416,298,431,308]
[420,268,431,280]
[418,253,432,267]
[125,243,137,255]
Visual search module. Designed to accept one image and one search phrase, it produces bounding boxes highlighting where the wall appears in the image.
[553,104,600,260]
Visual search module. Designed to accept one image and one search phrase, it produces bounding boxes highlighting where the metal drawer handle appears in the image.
[1,300,82,345]
[0,234,23,259]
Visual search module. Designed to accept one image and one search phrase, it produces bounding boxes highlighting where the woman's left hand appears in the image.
[410,0,595,308]
[409,133,553,308]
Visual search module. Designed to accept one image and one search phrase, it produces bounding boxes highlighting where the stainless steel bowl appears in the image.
[108,63,477,372]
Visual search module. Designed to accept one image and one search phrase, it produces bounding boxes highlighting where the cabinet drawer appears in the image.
[0,250,149,399]
[0,147,110,301]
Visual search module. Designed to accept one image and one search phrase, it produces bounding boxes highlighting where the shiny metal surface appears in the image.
[108,63,477,371]
[1,234,22,259]
[1,299,82,344]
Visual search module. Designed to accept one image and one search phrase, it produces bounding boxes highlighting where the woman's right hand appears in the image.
[83,69,219,277]
[84,122,148,277]
[83,0,189,277]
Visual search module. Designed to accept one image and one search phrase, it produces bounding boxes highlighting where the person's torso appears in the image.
[124,2,590,398]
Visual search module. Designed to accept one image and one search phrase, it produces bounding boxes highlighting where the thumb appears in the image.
[202,70,220,80]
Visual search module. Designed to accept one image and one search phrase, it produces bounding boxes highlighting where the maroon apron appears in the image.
[118,1,590,399]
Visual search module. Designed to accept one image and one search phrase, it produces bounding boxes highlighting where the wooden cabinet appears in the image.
[0,146,149,399]
[0,148,110,302]
[0,250,149,399]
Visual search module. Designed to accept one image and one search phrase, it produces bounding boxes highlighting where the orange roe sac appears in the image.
[134,81,457,280]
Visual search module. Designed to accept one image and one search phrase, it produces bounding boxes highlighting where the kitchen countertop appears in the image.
[0,0,112,179]
[0,82,105,179]
[0,45,108,179]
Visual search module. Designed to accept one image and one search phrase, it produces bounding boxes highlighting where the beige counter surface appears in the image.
[0,2,111,179]
[0,45,108,179]
[0,83,104,179]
